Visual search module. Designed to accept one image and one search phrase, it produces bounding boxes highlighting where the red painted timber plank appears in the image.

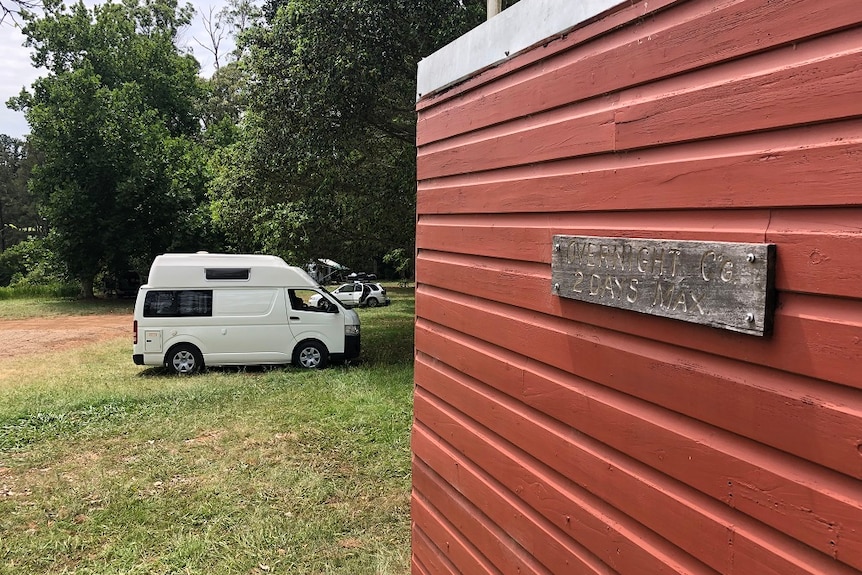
[414,417,717,575]
[412,525,461,575]
[415,377,861,575]
[416,207,862,298]
[417,0,862,144]
[418,30,862,176]
[412,493,501,575]
[416,122,862,213]
[417,316,862,493]
[413,315,862,566]
[415,355,862,574]
[415,385,855,575]
[615,33,862,150]
[767,209,862,299]
[412,556,431,575]
[416,214,765,259]
[416,109,615,180]
[413,458,572,575]
[416,210,771,264]
[415,255,862,392]
[415,286,862,481]
[416,0,679,113]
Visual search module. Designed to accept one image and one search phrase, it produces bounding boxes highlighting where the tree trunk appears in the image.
[0,199,6,252]
[80,276,95,299]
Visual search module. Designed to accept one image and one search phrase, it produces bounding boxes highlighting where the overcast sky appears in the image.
[0,0,231,140]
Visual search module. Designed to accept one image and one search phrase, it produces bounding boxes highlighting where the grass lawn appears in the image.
[0,296,136,320]
[0,287,415,575]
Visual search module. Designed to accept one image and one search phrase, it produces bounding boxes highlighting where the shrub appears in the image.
[0,282,80,300]
[1,237,69,288]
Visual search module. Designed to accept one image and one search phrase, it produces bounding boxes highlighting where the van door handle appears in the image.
[289,316,300,320]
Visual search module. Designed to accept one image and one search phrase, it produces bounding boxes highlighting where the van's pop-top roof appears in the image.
[145,253,319,288]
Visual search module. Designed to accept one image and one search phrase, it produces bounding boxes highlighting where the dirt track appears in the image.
[0,314,131,359]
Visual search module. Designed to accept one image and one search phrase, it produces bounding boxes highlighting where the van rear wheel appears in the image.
[294,341,328,369]
[166,344,203,375]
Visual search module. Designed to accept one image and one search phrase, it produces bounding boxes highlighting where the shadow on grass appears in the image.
[137,365,288,378]
[138,359,376,378]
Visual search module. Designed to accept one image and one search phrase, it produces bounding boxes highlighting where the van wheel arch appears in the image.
[165,343,204,375]
[293,339,329,369]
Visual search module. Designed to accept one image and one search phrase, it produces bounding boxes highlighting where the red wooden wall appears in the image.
[412,0,862,574]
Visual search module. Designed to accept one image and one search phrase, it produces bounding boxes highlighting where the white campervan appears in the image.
[132,253,360,374]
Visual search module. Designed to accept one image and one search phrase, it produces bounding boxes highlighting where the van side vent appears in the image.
[205,268,250,280]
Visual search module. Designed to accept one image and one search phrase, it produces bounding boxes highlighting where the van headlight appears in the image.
[345,324,360,336]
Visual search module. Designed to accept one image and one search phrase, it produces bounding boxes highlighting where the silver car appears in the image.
[310,282,391,308]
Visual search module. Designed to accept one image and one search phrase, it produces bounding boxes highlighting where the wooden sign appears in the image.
[551,235,776,336]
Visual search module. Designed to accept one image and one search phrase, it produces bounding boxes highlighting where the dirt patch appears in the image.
[0,314,131,360]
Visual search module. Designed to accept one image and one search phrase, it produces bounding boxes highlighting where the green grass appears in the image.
[0,283,81,301]
[0,288,416,575]
[0,296,135,319]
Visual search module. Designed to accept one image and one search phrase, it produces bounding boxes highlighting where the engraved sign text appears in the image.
[551,235,775,336]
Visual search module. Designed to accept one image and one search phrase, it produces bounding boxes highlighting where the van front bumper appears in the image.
[344,334,360,360]
[133,354,145,365]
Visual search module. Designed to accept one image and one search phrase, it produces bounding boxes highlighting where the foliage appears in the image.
[7,0,213,297]
[0,0,38,25]
[212,0,487,269]
[0,135,43,252]
[199,60,252,136]
[0,281,79,300]
[383,247,411,279]
[0,236,66,287]
[0,241,24,285]
[4,0,520,286]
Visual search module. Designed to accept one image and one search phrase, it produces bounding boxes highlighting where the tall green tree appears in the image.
[0,135,43,252]
[8,0,212,297]
[212,0,487,270]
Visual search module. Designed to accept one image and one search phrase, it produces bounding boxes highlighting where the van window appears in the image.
[205,268,250,280]
[143,290,213,317]
[289,289,335,312]
[213,289,277,315]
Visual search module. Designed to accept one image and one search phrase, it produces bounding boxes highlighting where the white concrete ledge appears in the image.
[416,0,624,101]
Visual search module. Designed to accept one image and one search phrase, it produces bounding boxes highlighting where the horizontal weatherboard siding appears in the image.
[413,0,862,573]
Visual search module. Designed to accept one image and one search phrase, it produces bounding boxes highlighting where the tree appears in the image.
[214,0,487,270]
[0,0,38,25]
[194,0,262,71]
[196,5,228,72]
[222,0,260,38]
[0,135,43,252]
[200,60,249,132]
[8,0,212,297]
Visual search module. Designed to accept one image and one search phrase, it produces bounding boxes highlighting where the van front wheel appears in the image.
[294,341,328,369]
[166,344,203,375]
